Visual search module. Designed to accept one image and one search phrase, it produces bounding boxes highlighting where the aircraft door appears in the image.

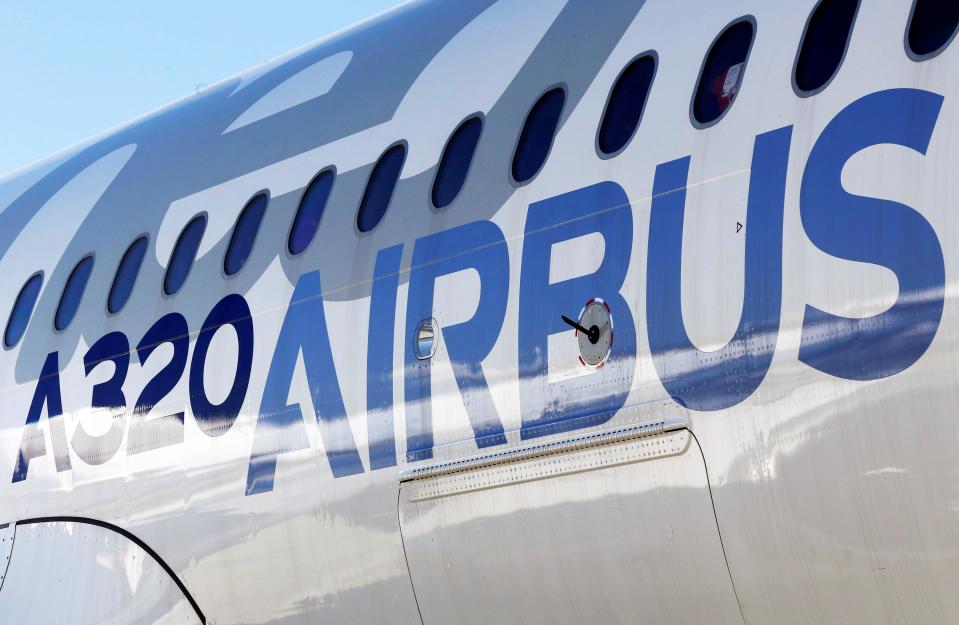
[398,402,744,625]
[0,519,203,624]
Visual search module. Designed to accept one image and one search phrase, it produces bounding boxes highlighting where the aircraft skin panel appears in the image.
[399,427,745,625]
[0,520,201,624]
[0,524,13,593]
[0,0,958,623]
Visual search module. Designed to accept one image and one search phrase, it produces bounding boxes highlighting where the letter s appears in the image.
[800,88,944,380]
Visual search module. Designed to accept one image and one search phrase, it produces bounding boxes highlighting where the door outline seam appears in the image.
[15,515,206,624]
[688,429,749,625]
[397,487,427,625]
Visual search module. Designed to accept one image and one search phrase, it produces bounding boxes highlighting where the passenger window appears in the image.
[692,19,754,126]
[512,88,565,183]
[55,255,95,331]
[164,215,206,296]
[598,54,657,155]
[108,236,148,314]
[224,192,269,276]
[357,143,405,233]
[907,0,959,58]
[5,273,43,348]
[432,116,483,209]
[795,0,859,94]
[289,169,335,255]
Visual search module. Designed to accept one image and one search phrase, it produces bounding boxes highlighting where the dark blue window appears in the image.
[55,255,94,331]
[358,144,405,233]
[108,236,148,314]
[512,88,565,183]
[795,0,858,94]
[907,0,959,58]
[5,273,42,348]
[692,19,754,126]
[598,54,657,155]
[432,116,483,209]
[289,169,335,255]
[164,215,206,296]
[225,193,269,276]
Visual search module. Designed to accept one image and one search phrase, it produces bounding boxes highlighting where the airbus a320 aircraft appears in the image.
[1,0,957,623]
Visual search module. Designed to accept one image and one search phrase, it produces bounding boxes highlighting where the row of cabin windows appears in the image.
[4,0,957,348]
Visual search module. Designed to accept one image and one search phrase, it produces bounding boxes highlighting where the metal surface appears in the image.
[399,408,688,483]
[575,299,613,367]
[0,0,957,623]
[400,430,743,625]
[0,521,201,624]
[0,524,13,593]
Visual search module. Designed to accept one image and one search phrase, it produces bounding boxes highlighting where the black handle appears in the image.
[562,315,600,344]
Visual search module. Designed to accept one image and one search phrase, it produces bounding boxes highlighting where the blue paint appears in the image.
[799,88,944,380]
[518,182,636,439]
[130,312,188,454]
[190,294,254,436]
[71,331,129,465]
[367,245,402,470]
[247,272,363,496]
[12,352,71,482]
[405,221,508,461]
[647,126,792,410]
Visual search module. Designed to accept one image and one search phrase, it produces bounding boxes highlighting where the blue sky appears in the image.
[0,1,402,176]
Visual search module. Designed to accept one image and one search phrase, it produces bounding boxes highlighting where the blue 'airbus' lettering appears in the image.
[10,88,947,494]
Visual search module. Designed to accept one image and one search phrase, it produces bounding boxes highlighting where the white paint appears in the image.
[433,268,482,328]
[202,323,242,406]
[225,51,353,134]
[396,0,569,177]
[0,521,200,624]
[548,232,604,285]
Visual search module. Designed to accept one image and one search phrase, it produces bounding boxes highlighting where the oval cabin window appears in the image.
[795,0,859,94]
[224,192,269,276]
[692,19,755,126]
[907,0,959,58]
[432,116,483,209]
[164,215,206,296]
[357,144,406,233]
[512,87,565,184]
[108,236,148,314]
[55,255,95,331]
[288,169,335,255]
[5,273,43,348]
[598,54,657,155]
